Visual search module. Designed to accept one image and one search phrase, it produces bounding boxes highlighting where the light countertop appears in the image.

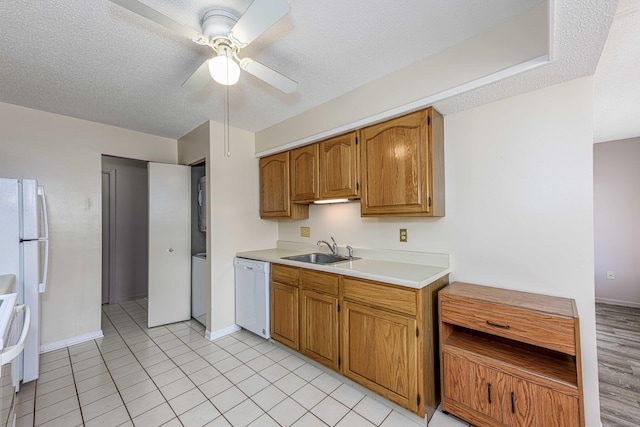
[0,293,17,351]
[236,242,450,289]
[0,275,16,295]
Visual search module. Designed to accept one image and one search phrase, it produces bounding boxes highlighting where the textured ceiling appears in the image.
[593,0,640,143]
[433,0,618,116]
[0,0,542,139]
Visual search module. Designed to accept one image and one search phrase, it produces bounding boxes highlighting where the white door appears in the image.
[148,163,191,327]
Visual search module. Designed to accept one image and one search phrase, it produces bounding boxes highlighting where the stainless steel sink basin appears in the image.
[282,253,359,264]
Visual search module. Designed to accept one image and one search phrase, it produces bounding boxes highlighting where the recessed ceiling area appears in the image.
[594,0,640,143]
[0,1,621,141]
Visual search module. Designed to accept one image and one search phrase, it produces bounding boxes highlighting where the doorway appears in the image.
[190,161,207,326]
[101,155,149,304]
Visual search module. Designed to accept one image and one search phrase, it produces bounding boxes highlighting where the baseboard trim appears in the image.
[595,297,640,308]
[206,324,241,341]
[40,330,104,353]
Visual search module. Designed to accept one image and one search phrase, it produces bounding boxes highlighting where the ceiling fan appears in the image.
[110,0,297,93]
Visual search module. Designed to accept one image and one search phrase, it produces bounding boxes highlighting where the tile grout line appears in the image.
[92,308,137,426]
[101,303,185,426]
[33,347,82,427]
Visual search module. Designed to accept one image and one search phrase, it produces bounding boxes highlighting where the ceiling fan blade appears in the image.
[239,58,297,94]
[110,0,205,43]
[229,0,290,47]
[182,60,211,91]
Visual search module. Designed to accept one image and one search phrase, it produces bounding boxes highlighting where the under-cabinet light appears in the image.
[313,199,349,204]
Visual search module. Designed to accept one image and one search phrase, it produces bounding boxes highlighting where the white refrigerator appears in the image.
[0,178,49,383]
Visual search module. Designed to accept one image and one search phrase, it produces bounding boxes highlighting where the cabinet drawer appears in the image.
[441,299,576,355]
[271,264,299,286]
[343,277,417,316]
[301,269,339,295]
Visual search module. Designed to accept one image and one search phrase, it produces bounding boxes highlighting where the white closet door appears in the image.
[148,162,191,327]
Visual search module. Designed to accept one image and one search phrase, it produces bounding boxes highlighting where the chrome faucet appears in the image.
[317,236,338,256]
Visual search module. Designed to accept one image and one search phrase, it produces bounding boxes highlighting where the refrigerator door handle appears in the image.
[38,239,49,293]
[37,186,48,239]
[1,305,31,366]
[37,186,49,293]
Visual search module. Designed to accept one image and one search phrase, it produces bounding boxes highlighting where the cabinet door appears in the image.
[260,152,291,217]
[270,282,299,350]
[300,289,339,370]
[342,301,419,411]
[505,379,579,427]
[360,109,431,216]
[260,152,308,219]
[442,353,506,422]
[319,132,359,199]
[291,144,319,202]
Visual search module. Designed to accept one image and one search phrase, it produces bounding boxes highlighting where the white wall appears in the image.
[594,137,640,306]
[255,4,547,153]
[208,122,278,335]
[277,78,600,425]
[0,101,177,349]
[178,121,278,336]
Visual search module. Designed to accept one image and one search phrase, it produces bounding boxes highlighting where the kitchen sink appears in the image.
[282,252,359,264]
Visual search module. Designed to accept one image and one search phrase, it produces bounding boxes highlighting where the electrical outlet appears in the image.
[607,271,615,280]
[300,227,310,237]
[399,228,408,242]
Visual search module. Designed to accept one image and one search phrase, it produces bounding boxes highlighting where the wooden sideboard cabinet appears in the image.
[439,282,584,427]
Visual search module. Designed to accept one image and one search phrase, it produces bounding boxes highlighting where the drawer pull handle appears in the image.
[487,383,492,404]
[486,320,510,329]
[511,392,515,413]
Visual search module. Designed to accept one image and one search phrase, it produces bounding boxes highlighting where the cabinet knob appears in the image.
[168,248,175,252]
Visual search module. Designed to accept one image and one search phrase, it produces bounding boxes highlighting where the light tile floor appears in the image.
[14,299,470,427]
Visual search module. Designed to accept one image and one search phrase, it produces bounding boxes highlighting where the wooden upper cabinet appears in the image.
[290,144,319,202]
[360,107,444,217]
[260,152,308,219]
[319,131,359,199]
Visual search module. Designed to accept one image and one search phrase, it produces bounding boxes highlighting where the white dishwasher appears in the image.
[234,257,270,339]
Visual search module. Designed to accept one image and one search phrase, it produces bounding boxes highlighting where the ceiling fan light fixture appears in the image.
[209,45,240,85]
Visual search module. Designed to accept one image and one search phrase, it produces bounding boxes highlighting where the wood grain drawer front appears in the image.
[301,269,339,295]
[271,264,299,286]
[441,300,576,355]
[343,277,417,316]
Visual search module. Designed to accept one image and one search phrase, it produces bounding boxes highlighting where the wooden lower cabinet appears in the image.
[269,263,448,421]
[270,282,299,350]
[342,301,418,412]
[300,289,339,370]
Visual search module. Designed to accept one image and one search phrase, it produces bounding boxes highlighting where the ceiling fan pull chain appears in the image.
[225,61,231,158]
